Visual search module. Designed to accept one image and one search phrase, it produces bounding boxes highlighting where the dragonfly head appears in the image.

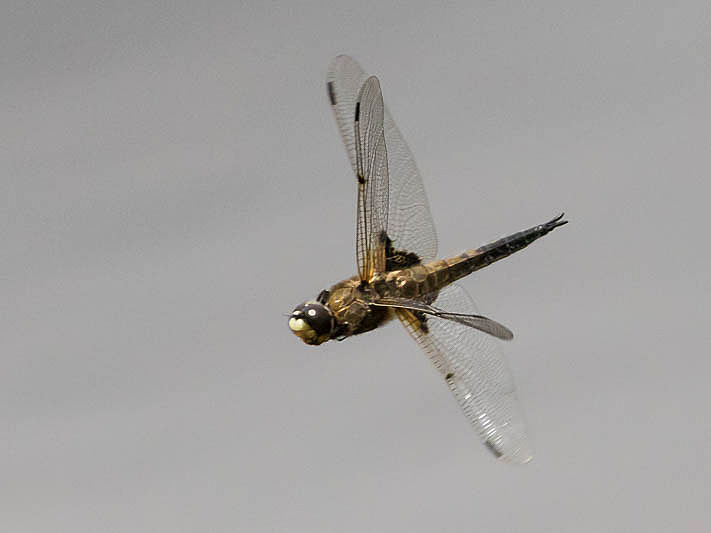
[288,301,334,345]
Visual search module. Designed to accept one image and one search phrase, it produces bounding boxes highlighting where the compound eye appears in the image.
[294,301,333,336]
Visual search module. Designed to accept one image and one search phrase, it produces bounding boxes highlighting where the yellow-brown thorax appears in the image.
[325,248,486,338]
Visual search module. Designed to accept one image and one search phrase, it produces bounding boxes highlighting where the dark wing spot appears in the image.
[354,101,360,122]
[445,372,454,380]
[485,439,504,458]
[327,82,336,105]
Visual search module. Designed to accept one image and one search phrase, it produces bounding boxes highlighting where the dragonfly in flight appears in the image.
[288,56,566,463]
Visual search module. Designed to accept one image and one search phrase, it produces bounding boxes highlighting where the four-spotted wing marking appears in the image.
[327,55,532,462]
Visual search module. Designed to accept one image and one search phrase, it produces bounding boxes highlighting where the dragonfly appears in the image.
[288,55,566,463]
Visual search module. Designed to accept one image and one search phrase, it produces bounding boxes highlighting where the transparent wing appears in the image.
[327,55,438,267]
[354,77,389,279]
[396,283,533,463]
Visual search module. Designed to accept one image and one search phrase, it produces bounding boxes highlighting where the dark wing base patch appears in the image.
[383,231,422,271]
[381,230,428,332]
[412,310,429,334]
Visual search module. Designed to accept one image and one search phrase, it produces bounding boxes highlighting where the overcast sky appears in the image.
[3,1,710,531]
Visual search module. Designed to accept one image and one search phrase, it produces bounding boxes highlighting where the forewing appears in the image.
[327,55,438,267]
[327,56,368,177]
[396,284,533,463]
[354,77,389,278]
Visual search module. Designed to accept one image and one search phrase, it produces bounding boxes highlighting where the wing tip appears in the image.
[328,54,361,78]
[497,444,534,464]
[484,434,534,464]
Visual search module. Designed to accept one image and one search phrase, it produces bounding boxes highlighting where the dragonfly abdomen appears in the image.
[434,213,568,287]
[377,260,452,299]
[379,214,567,299]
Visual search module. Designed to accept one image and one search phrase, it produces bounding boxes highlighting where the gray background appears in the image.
[4,1,710,531]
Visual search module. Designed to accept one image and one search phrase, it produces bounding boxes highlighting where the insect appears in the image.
[288,56,566,462]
